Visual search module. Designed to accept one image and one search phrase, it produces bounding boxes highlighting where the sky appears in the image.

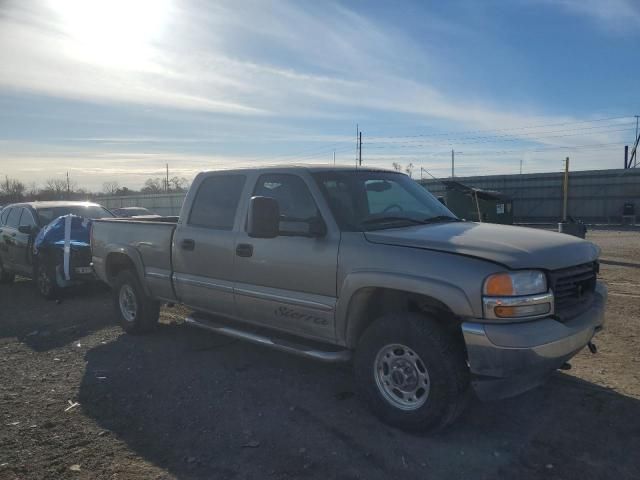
[0,0,639,191]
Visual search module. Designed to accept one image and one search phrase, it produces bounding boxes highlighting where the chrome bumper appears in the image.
[462,282,607,401]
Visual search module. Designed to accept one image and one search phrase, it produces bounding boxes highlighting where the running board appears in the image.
[184,315,351,363]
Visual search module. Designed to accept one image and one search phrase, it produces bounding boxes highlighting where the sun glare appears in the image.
[49,0,172,70]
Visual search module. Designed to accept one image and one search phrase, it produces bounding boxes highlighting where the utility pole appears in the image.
[355,124,359,168]
[562,157,569,222]
[520,159,523,175]
[358,131,362,167]
[166,163,169,193]
[66,171,70,199]
[333,150,336,166]
[451,149,455,177]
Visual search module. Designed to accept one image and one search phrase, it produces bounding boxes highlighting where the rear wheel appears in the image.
[35,261,58,299]
[354,312,470,432]
[0,259,15,284]
[113,270,160,334]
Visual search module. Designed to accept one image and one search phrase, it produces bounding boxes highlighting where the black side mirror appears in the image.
[18,225,33,235]
[248,196,280,238]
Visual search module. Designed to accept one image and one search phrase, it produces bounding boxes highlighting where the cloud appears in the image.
[539,0,640,32]
[0,0,633,186]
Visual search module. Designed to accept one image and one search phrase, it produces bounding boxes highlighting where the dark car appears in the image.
[111,207,159,218]
[0,201,114,298]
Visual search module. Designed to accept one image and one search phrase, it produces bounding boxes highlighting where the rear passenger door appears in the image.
[12,208,37,274]
[172,173,247,317]
[1,208,22,270]
[233,173,339,341]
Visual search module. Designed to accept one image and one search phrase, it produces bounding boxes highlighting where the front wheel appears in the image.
[354,312,470,432]
[113,270,160,334]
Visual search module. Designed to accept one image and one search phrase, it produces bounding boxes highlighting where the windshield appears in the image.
[36,205,114,226]
[313,171,457,231]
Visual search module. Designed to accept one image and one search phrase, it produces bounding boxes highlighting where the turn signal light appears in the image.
[484,274,513,296]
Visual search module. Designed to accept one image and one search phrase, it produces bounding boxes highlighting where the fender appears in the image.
[98,244,151,297]
[336,270,475,346]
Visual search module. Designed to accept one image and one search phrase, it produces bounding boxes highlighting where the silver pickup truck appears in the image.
[91,166,607,431]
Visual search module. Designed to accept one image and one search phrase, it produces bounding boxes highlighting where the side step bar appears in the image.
[185,315,352,363]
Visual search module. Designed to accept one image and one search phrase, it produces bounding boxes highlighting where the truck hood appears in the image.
[364,222,599,270]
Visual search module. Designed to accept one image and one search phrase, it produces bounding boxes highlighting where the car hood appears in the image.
[364,222,599,270]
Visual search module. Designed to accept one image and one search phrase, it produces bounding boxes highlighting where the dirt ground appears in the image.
[1,229,639,480]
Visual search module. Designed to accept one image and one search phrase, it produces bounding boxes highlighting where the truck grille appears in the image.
[548,262,597,321]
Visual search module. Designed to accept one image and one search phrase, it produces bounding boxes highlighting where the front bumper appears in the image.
[462,281,607,401]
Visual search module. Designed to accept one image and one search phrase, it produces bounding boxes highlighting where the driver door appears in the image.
[233,173,339,341]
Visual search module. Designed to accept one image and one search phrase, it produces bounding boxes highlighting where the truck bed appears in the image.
[91,217,178,302]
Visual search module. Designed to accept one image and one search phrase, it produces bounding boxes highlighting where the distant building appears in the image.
[432,180,513,224]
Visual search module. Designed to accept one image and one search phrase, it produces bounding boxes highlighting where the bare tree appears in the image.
[169,176,190,192]
[0,176,26,202]
[102,181,120,195]
[392,162,402,172]
[26,182,39,199]
[42,178,77,199]
[405,163,414,178]
[141,178,164,194]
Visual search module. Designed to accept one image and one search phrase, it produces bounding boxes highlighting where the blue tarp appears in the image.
[34,214,92,255]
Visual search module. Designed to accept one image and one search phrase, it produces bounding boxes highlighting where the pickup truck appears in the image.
[91,166,607,431]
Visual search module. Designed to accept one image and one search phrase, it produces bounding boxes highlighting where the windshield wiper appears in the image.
[423,215,461,223]
[361,216,427,230]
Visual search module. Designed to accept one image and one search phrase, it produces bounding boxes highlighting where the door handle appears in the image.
[235,243,253,257]
[181,238,195,251]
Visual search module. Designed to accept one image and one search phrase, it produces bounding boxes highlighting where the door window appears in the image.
[19,209,37,228]
[1,208,11,225]
[253,174,318,222]
[188,175,246,230]
[6,208,22,228]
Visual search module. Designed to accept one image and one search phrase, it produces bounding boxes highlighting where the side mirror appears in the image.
[248,196,280,238]
[18,225,33,235]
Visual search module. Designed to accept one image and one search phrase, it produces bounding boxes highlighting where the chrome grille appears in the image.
[548,262,597,321]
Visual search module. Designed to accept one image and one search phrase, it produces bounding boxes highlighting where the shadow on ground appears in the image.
[79,323,640,480]
[0,278,113,351]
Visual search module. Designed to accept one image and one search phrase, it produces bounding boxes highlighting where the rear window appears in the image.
[188,175,246,229]
[36,206,114,225]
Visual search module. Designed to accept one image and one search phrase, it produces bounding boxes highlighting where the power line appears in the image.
[366,115,634,140]
[366,122,636,145]
[364,127,635,149]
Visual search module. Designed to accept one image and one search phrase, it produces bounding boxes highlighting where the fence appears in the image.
[419,168,640,223]
[95,193,186,216]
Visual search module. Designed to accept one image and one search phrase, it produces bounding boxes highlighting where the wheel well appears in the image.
[345,288,460,348]
[105,253,136,285]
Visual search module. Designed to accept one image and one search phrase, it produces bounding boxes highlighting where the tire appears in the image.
[113,270,160,334]
[0,259,15,284]
[354,312,470,432]
[35,260,59,299]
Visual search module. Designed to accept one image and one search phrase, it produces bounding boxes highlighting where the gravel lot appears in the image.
[1,229,639,480]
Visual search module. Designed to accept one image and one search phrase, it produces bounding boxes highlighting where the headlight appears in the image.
[483,271,547,297]
[483,270,552,320]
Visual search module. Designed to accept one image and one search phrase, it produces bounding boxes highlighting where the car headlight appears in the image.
[483,271,552,320]
[483,271,547,296]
